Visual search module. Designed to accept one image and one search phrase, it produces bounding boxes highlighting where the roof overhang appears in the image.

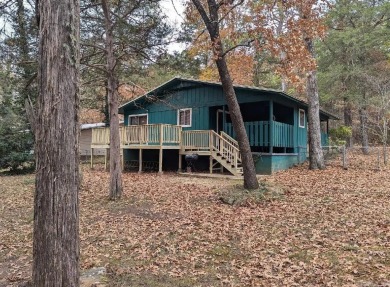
[119,77,339,120]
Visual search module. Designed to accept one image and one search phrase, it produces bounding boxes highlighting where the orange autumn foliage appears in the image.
[80,108,105,124]
[185,0,329,91]
[199,52,254,85]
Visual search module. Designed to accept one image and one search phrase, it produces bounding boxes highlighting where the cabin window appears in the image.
[129,114,148,125]
[177,108,192,127]
[299,109,305,128]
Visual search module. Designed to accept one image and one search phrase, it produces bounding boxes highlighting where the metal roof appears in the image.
[81,123,106,130]
[119,77,339,120]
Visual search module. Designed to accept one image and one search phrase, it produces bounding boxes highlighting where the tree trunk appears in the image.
[215,55,259,189]
[102,0,123,200]
[304,38,325,170]
[343,98,353,147]
[383,118,388,165]
[103,80,110,125]
[33,0,80,285]
[190,0,259,190]
[359,105,369,155]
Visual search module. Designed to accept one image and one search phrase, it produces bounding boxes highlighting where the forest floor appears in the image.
[1,152,390,286]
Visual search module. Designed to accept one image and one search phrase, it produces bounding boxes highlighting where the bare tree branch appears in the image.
[221,39,254,57]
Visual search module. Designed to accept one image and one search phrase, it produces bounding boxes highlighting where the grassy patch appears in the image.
[107,272,218,287]
[218,182,284,206]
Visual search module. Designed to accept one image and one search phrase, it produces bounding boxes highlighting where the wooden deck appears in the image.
[91,124,243,176]
[91,124,182,149]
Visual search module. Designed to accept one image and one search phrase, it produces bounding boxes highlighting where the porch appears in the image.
[90,124,243,175]
[90,123,329,175]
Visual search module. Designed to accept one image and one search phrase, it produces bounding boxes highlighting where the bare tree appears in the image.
[102,0,122,200]
[32,0,80,285]
[191,0,259,190]
[304,37,325,170]
[80,0,170,199]
[364,65,390,164]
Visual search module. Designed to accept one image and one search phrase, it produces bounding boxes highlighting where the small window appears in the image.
[129,114,148,125]
[299,109,305,128]
[177,108,192,127]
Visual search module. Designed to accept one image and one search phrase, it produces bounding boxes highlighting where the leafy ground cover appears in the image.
[1,154,390,286]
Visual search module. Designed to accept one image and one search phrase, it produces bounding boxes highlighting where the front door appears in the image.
[216,109,230,133]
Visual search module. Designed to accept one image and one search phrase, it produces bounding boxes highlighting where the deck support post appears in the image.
[139,149,143,173]
[159,124,164,174]
[178,153,182,172]
[269,100,274,153]
[158,148,163,174]
[90,148,94,169]
[209,156,213,174]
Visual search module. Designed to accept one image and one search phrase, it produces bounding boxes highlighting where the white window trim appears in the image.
[177,108,192,127]
[299,109,305,128]
[128,113,148,125]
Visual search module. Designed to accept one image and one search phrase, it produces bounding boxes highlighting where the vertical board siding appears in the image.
[226,121,270,146]
[273,122,294,147]
[226,121,293,148]
[321,132,329,146]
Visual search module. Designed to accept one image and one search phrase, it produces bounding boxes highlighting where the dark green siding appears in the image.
[121,81,334,173]
[124,85,308,130]
[254,153,301,175]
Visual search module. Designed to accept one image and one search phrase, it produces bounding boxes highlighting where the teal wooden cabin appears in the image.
[91,77,336,175]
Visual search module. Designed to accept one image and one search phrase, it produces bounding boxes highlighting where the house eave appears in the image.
[119,77,339,120]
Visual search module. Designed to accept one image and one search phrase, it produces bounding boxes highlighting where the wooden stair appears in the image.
[211,151,243,176]
[181,130,243,177]
[210,131,243,176]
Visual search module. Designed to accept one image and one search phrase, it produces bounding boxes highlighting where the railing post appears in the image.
[160,124,164,145]
[269,100,274,153]
[209,130,213,152]
[178,126,182,147]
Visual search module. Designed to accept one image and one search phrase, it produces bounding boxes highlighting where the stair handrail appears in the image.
[220,131,239,149]
[210,130,242,169]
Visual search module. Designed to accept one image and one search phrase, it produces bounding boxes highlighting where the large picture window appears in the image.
[299,109,305,128]
[177,108,192,127]
[129,114,148,125]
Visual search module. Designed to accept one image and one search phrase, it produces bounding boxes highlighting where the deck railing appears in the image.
[273,121,294,147]
[181,130,241,169]
[210,130,241,167]
[226,121,270,146]
[91,124,182,146]
[220,131,239,149]
[122,124,181,145]
[226,120,294,148]
[91,128,110,146]
[181,130,210,150]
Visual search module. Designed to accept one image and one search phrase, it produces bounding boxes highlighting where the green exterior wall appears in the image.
[254,153,301,175]
[123,84,303,130]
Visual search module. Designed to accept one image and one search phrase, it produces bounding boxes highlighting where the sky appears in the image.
[160,0,186,52]
[0,1,187,52]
